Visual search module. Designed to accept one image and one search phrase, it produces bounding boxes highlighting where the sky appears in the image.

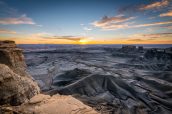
[0,0,172,44]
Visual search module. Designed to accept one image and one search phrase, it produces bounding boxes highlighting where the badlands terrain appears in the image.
[19,44,172,114]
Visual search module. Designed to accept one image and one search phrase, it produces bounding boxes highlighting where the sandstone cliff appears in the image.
[0,40,40,105]
[0,40,29,77]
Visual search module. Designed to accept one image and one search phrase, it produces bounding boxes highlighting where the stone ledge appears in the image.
[0,40,16,48]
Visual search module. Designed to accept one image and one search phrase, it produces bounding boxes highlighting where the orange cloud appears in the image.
[126,32,172,44]
[129,32,172,38]
[160,10,172,17]
[140,0,169,10]
[0,14,35,25]
[142,32,172,38]
[127,39,144,42]
[0,29,16,34]
[41,35,87,42]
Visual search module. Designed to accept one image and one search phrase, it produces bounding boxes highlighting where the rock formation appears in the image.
[0,64,40,106]
[0,40,28,77]
[0,40,16,48]
[0,40,40,105]
[121,45,136,52]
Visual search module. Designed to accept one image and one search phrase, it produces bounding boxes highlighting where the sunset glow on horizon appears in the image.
[0,0,172,44]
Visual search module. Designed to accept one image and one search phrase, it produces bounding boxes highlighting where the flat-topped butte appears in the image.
[0,40,16,48]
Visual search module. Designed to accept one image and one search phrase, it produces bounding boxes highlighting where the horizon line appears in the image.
[17,43,172,45]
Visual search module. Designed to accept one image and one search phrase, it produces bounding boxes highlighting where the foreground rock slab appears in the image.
[1,94,99,114]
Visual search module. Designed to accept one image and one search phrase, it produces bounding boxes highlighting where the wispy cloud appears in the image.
[128,32,172,40]
[118,0,171,15]
[93,15,134,25]
[0,29,16,34]
[92,15,135,30]
[142,32,172,38]
[80,23,93,31]
[83,27,92,31]
[139,0,169,10]
[40,35,87,42]
[160,25,172,29]
[127,38,144,42]
[127,37,172,44]
[0,14,35,25]
[126,32,172,43]
[0,1,38,25]
[160,10,172,17]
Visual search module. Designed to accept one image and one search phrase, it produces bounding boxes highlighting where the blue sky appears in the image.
[0,0,172,44]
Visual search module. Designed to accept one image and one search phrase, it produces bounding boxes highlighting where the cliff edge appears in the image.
[0,40,40,105]
[0,40,28,77]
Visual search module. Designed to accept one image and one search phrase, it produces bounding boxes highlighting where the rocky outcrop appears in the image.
[0,40,28,77]
[0,40,40,105]
[0,64,40,106]
[0,40,16,48]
